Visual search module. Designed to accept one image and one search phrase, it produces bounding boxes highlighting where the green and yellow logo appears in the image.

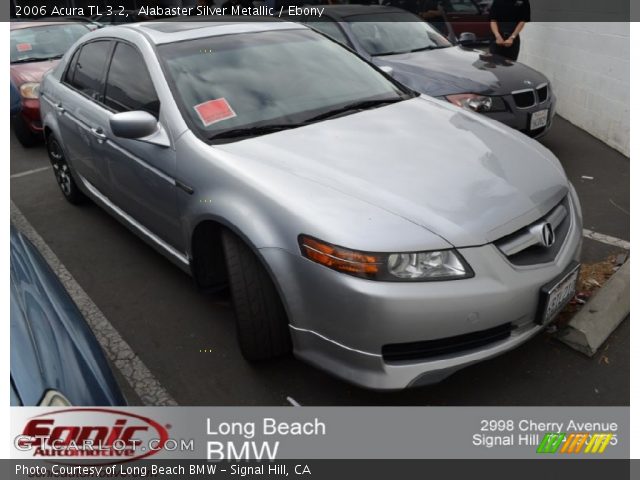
[537,433,613,454]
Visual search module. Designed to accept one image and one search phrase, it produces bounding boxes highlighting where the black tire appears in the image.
[12,117,41,148]
[221,229,292,360]
[47,135,86,205]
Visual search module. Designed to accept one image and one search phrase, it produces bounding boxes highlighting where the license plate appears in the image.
[537,262,580,325]
[530,109,549,130]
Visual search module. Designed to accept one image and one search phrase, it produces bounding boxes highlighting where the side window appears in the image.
[64,48,80,85]
[308,20,350,48]
[105,42,160,117]
[67,40,112,102]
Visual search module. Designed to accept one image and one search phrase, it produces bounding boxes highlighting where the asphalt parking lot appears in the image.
[10,116,629,406]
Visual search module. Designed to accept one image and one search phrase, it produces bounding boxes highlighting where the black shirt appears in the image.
[489,0,531,37]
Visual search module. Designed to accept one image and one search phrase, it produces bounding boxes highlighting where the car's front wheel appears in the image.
[221,229,292,360]
[47,135,86,205]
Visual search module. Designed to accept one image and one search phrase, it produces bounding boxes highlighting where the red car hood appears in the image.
[10,59,59,85]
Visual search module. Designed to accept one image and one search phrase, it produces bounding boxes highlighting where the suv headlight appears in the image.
[19,82,40,99]
[39,390,72,406]
[445,93,506,112]
[299,235,473,281]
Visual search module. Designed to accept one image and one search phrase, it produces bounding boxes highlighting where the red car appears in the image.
[442,0,492,42]
[10,21,90,146]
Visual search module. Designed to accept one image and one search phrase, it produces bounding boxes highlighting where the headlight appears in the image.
[39,390,72,406]
[445,93,506,112]
[299,235,473,281]
[19,82,40,99]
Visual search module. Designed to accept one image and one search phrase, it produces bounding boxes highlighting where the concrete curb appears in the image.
[556,260,630,356]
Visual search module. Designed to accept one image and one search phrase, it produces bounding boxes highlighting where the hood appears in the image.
[373,47,548,97]
[10,58,60,85]
[218,96,567,247]
[10,226,124,406]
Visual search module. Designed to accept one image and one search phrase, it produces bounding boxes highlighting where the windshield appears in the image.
[10,24,89,63]
[158,29,409,140]
[347,14,451,56]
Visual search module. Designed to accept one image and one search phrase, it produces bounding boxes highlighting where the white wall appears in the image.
[518,23,629,156]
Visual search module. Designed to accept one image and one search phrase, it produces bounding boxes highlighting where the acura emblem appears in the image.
[541,222,555,247]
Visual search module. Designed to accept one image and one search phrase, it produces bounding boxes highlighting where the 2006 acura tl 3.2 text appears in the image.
[39,20,582,390]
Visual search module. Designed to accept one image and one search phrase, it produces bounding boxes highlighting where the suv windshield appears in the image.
[347,14,451,56]
[10,24,89,63]
[158,28,410,141]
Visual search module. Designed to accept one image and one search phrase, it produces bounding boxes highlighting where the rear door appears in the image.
[100,41,181,249]
[56,39,113,193]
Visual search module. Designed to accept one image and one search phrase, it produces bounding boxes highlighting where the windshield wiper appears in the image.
[303,98,403,123]
[374,45,447,56]
[11,54,63,64]
[408,45,449,52]
[209,123,306,141]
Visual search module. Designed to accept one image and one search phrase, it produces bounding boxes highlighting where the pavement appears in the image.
[9,116,630,406]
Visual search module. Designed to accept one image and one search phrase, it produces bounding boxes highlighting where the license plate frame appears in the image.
[536,262,580,325]
[530,109,549,130]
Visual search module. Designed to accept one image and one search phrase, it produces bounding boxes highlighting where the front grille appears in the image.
[536,84,548,102]
[495,196,571,266]
[382,323,512,363]
[512,89,535,108]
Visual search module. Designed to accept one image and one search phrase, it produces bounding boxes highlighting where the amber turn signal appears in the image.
[298,235,381,278]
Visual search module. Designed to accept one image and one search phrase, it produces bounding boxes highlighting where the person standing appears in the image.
[489,0,530,61]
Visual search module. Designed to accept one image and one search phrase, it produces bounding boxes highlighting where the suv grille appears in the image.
[382,323,512,363]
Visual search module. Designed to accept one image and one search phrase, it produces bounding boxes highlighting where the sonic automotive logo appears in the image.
[15,408,170,462]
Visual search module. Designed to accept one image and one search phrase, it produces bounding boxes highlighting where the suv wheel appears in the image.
[221,229,292,360]
[47,135,86,204]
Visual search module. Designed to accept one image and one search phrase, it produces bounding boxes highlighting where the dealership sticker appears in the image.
[194,98,236,127]
[16,43,32,52]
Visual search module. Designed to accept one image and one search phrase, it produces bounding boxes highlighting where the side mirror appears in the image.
[379,65,394,76]
[110,111,158,140]
[458,32,477,46]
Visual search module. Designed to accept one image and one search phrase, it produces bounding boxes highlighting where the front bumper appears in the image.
[262,189,582,390]
[19,98,43,133]
[483,91,556,139]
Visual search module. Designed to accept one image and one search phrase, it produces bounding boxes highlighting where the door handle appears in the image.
[90,127,107,142]
[54,102,65,114]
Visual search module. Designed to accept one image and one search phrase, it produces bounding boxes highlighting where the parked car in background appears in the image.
[331,0,492,42]
[302,5,555,138]
[442,0,492,41]
[10,226,125,406]
[40,21,581,390]
[10,21,91,146]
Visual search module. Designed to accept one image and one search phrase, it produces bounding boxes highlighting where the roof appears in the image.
[10,20,85,30]
[125,17,305,45]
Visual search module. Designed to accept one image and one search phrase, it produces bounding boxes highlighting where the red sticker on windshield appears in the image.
[16,43,32,52]
[194,98,236,127]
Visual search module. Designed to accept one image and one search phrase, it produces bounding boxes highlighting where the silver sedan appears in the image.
[40,20,582,390]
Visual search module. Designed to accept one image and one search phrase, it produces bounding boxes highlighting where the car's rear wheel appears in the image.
[221,229,292,360]
[12,117,41,148]
[47,135,86,205]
